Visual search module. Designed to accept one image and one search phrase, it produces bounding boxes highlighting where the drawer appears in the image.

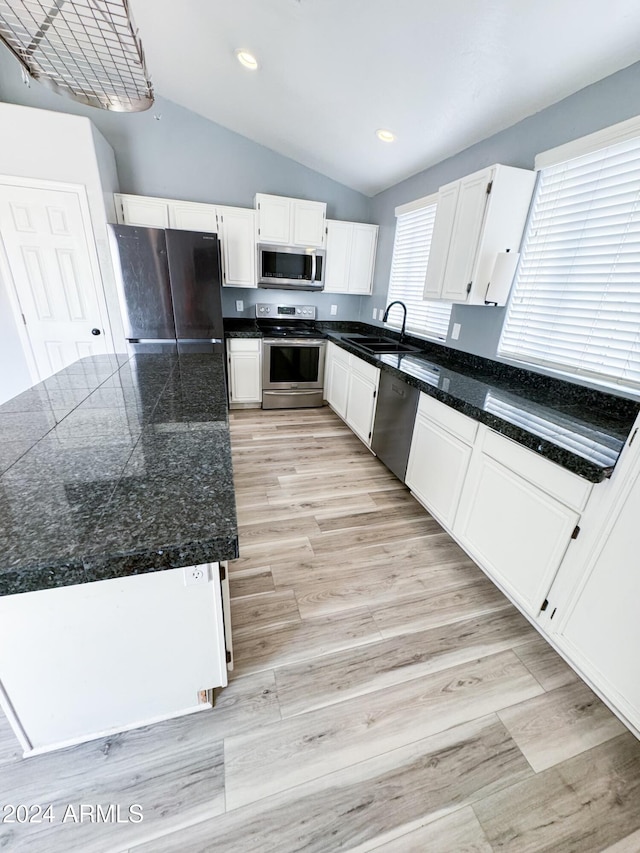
[481,428,592,511]
[228,338,261,353]
[417,393,478,445]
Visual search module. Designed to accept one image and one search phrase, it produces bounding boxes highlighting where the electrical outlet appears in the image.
[451,323,461,340]
[372,308,377,320]
[235,300,244,312]
[184,565,210,586]
[330,304,338,316]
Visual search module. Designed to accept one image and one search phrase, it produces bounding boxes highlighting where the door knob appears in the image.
[91,328,101,336]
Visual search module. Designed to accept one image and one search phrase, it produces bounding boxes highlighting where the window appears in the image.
[386,196,452,341]
[499,127,640,392]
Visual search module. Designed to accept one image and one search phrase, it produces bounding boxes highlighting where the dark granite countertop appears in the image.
[0,353,238,597]
[323,328,639,483]
[223,316,639,480]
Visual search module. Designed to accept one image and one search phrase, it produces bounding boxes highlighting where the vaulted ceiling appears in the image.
[129,0,640,196]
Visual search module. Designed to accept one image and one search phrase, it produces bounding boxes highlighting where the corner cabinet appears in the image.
[227,338,262,407]
[454,427,591,619]
[255,193,326,247]
[114,193,257,288]
[325,343,379,446]
[423,164,536,305]
[324,220,378,295]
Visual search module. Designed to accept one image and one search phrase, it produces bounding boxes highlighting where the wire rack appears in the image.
[0,0,153,111]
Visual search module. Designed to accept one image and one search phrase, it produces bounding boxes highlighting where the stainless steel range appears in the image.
[257,303,326,409]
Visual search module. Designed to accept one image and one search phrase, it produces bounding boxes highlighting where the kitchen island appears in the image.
[0,353,238,754]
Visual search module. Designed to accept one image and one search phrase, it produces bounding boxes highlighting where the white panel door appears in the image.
[217,206,257,288]
[117,194,169,228]
[406,414,473,528]
[441,168,492,302]
[292,200,326,247]
[456,452,579,617]
[346,369,379,446]
[424,181,459,299]
[349,223,378,294]
[0,184,112,381]
[169,201,218,233]
[256,194,291,244]
[324,220,352,292]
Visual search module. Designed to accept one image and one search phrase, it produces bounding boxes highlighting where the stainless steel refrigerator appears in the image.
[108,224,224,354]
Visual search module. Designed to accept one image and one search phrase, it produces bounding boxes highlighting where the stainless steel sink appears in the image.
[343,335,420,355]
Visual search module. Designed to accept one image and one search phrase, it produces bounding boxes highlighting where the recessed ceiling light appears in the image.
[235,49,259,70]
[376,129,396,143]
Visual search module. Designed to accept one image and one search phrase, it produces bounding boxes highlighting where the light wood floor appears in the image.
[2,405,640,852]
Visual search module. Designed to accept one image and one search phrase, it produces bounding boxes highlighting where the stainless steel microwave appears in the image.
[257,243,325,291]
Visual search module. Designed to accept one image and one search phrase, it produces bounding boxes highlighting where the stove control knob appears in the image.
[296,309,302,314]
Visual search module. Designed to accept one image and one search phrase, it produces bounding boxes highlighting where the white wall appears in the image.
[0,267,32,404]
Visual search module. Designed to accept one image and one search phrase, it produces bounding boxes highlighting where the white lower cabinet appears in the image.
[454,427,589,619]
[406,394,476,528]
[325,343,379,446]
[553,460,640,732]
[345,357,379,445]
[325,342,350,419]
[227,339,261,406]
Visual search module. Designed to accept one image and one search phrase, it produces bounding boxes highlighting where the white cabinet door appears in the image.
[324,220,352,292]
[455,449,579,618]
[255,194,326,247]
[117,194,169,228]
[555,465,640,731]
[169,202,218,233]
[292,200,326,247]
[255,193,291,244]
[348,224,378,294]
[406,413,473,528]
[424,181,459,299]
[345,358,380,446]
[228,340,261,404]
[441,168,492,302]
[327,353,350,419]
[325,220,378,294]
[217,206,256,288]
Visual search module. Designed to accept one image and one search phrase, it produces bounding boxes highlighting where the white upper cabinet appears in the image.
[216,206,257,288]
[325,220,378,295]
[255,193,326,247]
[115,194,257,288]
[169,201,218,232]
[424,164,536,305]
[117,194,169,228]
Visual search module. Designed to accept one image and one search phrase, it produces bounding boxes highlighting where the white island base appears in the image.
[0,564,231,756]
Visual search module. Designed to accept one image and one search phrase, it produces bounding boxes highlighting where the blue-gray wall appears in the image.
[368,60,640,358]
[0,45,369,323]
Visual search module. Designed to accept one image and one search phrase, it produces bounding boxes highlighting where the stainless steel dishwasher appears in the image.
[371,371,420,482]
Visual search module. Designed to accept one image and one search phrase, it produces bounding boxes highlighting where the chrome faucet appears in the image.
[382,300,408,342]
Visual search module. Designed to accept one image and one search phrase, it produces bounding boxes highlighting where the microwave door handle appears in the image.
[310,252,317,283]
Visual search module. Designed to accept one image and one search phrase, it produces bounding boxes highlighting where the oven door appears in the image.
[262,338,326,409]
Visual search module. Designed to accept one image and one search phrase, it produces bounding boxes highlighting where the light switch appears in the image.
[235,300,244,312]
[330,304,338,316]
[451,323,461,340]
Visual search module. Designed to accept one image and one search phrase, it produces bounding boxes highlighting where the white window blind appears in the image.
[499,134,640,391]
[387,203,451,341]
